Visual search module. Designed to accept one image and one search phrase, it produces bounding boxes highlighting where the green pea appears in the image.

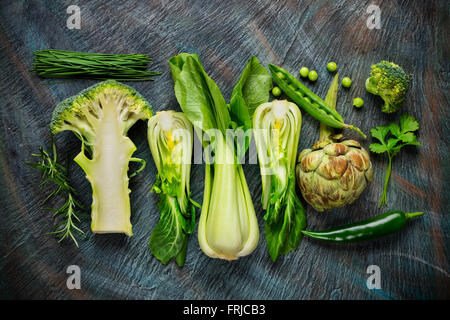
[353,97,364,108]
[308,70,318,81]
[272,86,282,97]
[299,67,309,78]
[327,62,337,72]
[276,72,285,80]
[342,77,352,88]
[303,96,312,104]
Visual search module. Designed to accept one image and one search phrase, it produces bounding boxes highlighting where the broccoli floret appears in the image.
[51,80,152,236]
[365,61,410,113]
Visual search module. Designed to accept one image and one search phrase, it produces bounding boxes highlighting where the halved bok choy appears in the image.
[147,110,198,266]
[253,100,306,261]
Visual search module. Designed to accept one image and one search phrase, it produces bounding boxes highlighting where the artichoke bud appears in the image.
[296,139,374,212]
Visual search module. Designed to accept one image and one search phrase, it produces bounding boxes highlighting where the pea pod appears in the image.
[268,64,366,139]
[302,210,423,243]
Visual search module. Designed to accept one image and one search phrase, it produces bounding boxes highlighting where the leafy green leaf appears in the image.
[387,138,399,150]
[229,56,272,155]
[229,56,272,128]
[398,132,417,144]
[400,113,419,133]
[149,193,193,267]
[370,126,390,144]
[388,123,401,138]
[169,53,230,134]
[369,143,388,154]
[265,174,306,262]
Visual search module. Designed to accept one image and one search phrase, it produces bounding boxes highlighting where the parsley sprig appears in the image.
[26,138,86,246]
[369,114,420,206]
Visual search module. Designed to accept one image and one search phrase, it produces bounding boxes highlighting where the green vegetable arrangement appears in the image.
[369,114,420,206]
[169,54,272,260]
[50,80,152,236]
[253,100,306,261]
[147,111,199,266]
[31,49,160,81]
[26,46,424,261]
[366,61,410,113]
[269,64,366,138]
[296,74,373,212]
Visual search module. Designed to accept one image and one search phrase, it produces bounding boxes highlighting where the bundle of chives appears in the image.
[31,49,161,81]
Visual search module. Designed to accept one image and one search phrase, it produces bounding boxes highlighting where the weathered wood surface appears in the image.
[0,0,449,300]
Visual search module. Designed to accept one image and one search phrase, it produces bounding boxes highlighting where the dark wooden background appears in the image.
[0,0,449,300]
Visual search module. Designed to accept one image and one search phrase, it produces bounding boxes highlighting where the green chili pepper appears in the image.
[302,210,423,243]
[268,64,366,138]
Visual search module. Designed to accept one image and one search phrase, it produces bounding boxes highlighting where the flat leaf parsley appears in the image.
[369,114,420,206]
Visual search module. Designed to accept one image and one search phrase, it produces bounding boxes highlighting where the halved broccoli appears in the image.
[365,61,410,113]
[51,80,152,236]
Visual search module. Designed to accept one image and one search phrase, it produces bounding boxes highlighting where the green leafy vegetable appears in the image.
[370,114,420,206]
[26,139,85,246]
[31,49,161,81]
[50,80,152,235]
[229,56,273,132]
[147,111,198,266]
[253,100,306,261]
[169,54,271,260]
[229,56,273,158]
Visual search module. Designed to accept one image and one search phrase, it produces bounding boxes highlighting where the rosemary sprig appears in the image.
[26,138,86,246]
[31,49,161,81]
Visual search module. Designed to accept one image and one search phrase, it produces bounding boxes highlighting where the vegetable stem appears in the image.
[379,154,392,207]
[405,212,424,220]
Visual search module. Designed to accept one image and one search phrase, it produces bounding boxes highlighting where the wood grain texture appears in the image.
[0,0,449,300]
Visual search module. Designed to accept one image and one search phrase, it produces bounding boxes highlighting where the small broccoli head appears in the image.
[365,61,410,113]
[50,80,152,144]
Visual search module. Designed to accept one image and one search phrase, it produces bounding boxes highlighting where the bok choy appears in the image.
[169,54,272,260]
[253,100,306,261]
[148,111,198,266]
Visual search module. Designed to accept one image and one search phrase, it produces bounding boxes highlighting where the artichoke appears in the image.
[296,139,373,211]
[295,74,373,212]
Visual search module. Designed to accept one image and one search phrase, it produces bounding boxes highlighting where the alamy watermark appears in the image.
[66,265,81,289]
[366,265,381,289]
[366,4,381,29]
[67,5,81,30]
[164,124,284,176]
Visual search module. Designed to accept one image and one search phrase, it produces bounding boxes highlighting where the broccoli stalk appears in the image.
[365,61,410,113]
[50,80,152,235]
